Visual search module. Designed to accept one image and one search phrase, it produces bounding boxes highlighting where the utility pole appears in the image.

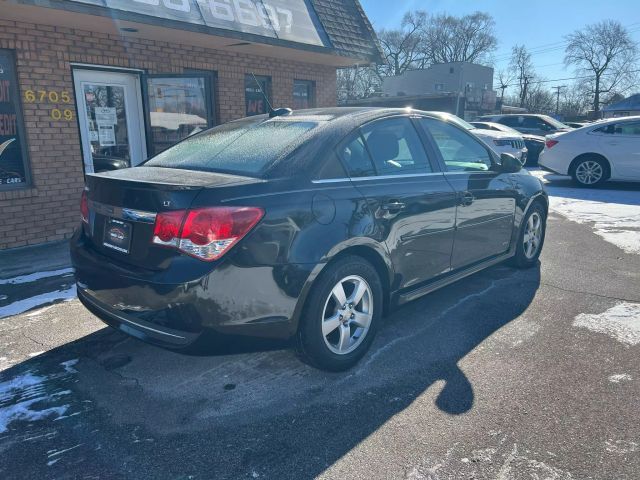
[519,75,529,108]
[553,85,566,115]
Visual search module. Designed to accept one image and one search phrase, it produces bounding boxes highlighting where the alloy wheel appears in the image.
[575,160,603,185]
[321,275,373,355]
[523,212,543,259]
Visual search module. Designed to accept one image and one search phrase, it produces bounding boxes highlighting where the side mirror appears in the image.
[499,153,522,173]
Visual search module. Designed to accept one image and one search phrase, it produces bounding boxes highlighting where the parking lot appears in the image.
[1,170,639,479]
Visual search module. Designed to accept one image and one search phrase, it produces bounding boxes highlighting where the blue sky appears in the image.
[359,0,640,88]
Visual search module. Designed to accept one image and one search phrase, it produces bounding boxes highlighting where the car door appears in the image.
[597,120,640,179]
[417,117,517,270]
[338,116,458,290]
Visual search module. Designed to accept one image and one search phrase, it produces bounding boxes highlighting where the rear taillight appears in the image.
[80,190,89,224]
[152,207,264,261]
[545,139,559,149]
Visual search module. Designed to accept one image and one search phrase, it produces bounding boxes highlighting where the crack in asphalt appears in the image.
[539,281,640,304]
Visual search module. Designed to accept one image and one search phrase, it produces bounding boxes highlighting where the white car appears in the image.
[428,112,528,164]
[539,116,640,186]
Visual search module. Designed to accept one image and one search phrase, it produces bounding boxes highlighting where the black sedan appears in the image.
[71,108,548,371]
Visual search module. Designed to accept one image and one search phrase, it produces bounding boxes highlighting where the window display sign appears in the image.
[69,0,328,47]
[0,50,30,188]
[245,75,271,116]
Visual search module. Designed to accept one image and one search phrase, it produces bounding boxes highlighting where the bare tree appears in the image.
[423,12,497,65]
[376,11,429,77]
[336,66,380,103]
[510,45,535,108]
[495,69,513,103]
[564,20,638,114]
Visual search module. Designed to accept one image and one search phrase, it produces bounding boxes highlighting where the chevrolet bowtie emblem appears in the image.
[0,138,16,158]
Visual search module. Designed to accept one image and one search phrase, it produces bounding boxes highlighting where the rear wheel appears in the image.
[571,156,608,187]
[510,203,546,269]
[296,256,382,371]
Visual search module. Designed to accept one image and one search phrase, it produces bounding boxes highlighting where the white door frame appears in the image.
[73,68,147,174]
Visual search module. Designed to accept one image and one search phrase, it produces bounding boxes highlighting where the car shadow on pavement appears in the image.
[0,262,541,479]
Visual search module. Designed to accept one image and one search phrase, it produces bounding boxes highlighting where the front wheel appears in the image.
[510,203,546,269]
[296,256,383,371]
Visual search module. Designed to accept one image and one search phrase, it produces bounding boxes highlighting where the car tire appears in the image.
[571,156,608,187]
[510,202,546,269]
[296,256,383,371]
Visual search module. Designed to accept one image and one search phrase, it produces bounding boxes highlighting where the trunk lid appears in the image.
[84,166,260,269]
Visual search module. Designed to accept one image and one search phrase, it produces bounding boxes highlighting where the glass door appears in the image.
[73,69,146,173]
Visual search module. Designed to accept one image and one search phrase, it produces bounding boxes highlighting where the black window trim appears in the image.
[0,48,32,190]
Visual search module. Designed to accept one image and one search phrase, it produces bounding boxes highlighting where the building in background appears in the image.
[0,0,382,249]
[602,94,640,118]
[349,62,497,119]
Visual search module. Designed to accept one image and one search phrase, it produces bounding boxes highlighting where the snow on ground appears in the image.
[573,303,640,346]
[0,285,77,320]
[529,169,640,255]
[0,268,74,285]
[0,359,79,432]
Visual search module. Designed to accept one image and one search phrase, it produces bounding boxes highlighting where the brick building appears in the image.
[0,0,381,249]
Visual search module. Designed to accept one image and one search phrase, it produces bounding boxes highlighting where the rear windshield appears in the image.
[144,118,318,176]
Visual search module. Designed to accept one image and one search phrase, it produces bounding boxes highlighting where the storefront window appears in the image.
[293,80,315,109]
[146,75,212,156]
[245,75,272,116]
[0,49,30,188]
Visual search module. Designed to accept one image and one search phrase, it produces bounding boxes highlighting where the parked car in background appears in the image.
[539,116,640,186]
[564,121,590,129]
[72,107,548,371]
[479,114,573,137]
[471,121,545,165]
[430,113,527,164]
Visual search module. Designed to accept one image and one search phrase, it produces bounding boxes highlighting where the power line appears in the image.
[500,68,640,89]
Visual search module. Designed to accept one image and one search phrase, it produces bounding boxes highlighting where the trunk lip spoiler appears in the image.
[89,199,157,224]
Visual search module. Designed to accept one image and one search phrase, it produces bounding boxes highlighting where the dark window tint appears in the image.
[145,118,318,176]
[293,80,315,109]
[522,116,551,130]
[361,117,432,175]
[338,133,375,177]
[500,116,522,127]
[316,152,346,179]
[245,75,271,117]
[0,49,30,188]
[419,118,492,172]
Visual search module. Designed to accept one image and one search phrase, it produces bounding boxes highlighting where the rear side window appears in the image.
[338,134,375,177]
[419,118,492,172]
[500,116,522,127]
[360,117,432,176]
[145,119,318,176]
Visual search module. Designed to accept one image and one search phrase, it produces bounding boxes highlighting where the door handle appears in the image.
[460,191,474,207]
[381,201,406,212]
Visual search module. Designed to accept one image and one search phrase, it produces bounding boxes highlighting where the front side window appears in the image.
[500,116,522,128]
[293,80,315,109]
[245,75,272,117]
[0,49,30,188]
[145,118,318,176]
[360,117,432,176]
[419,117,493,172]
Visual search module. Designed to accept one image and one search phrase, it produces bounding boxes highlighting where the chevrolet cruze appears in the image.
[71,108,548,371]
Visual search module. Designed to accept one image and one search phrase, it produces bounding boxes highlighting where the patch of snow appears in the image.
[529,169,640,254]
[0,365,77,432]
[0,285,77,319]
[573,303,640,345]
[0,268,74,285]
[605,439,638,454]
[28,352,45,358]
[60,359,78,374]
[609,374,632,383]
[25,305,55,318]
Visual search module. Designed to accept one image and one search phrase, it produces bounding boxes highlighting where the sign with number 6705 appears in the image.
[24,90,72,104]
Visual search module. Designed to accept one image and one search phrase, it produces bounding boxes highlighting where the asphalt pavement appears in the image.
[1,176,639,479]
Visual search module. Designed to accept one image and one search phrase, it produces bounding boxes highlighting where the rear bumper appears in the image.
[71,230,313,345]
[538,150,569,175]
